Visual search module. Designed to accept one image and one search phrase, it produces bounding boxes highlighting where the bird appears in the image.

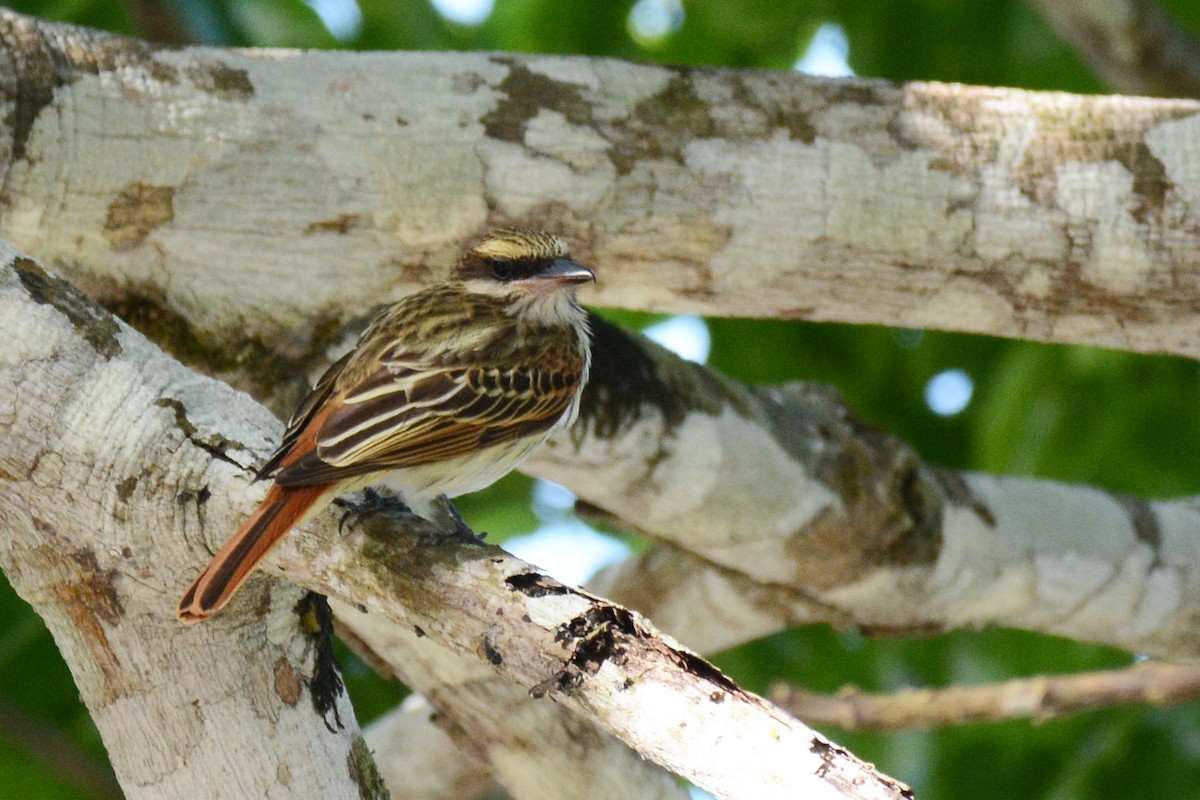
[178,229,594,624]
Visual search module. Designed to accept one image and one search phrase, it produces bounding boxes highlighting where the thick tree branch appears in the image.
[0,249,372,797]
[360,695,495,800]
[1,11,1200,364]
[0,244,909,799]
[336,599,690,800]
[530,320,1200,661]
[283,506,911,800]
[769,660,1200,731]
[1034,0,1200,98]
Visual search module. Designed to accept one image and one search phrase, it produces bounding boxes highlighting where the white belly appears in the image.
[373,424,559,517]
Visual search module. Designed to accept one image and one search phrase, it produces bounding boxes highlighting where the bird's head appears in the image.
[454,229,596,308]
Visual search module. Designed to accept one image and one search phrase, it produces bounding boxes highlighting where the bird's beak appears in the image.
[540,257,596,286]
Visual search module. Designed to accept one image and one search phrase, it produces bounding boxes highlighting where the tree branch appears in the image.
[769,660,1200,731]
[336,602,690,800]
[360,695,494,800]
[1,10,1200,363]
[536,320,1200,661]
[1033,0,1200,98]
[0,249,373,797]
[5,7,1200,793]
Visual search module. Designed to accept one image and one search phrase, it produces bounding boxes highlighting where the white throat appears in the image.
[506,289,586,327]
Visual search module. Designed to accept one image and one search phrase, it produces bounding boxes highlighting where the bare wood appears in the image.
[770,660,1200,731]
[1,11,1200,364]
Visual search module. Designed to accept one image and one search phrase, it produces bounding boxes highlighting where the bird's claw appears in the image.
[333,488,413,534]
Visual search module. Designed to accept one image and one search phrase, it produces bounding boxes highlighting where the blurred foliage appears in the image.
[2,1,1199,798]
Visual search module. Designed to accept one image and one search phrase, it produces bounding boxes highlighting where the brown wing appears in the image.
[255,349,354,481]
[271,352,583,488]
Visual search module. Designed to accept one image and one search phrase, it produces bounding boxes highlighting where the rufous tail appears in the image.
[177,483,331,624]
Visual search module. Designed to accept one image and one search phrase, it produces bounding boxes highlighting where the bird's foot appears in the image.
[417,495,488,546]
[334,488,413,534]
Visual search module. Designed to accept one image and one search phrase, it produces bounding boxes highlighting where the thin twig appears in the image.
[771,660,1200,732]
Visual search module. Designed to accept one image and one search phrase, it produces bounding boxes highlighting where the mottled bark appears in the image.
[0,10,1199,370]
[533,320,1200,661]
[0,248,372,798]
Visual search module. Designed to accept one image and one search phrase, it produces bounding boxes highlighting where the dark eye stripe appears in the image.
[456,253,558,283]
[489,259,514,280]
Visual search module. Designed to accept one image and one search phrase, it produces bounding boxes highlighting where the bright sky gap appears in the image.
[430,0,494,25]
[925,368,974,416]
[794,22,854,77]
[303,0,362,39]
[628,0,685,45]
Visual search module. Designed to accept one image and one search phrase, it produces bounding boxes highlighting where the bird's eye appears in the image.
[489,260,514,281]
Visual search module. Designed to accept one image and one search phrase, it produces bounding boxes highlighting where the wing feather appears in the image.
[255,349,353,481]
[271,359,582,488]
